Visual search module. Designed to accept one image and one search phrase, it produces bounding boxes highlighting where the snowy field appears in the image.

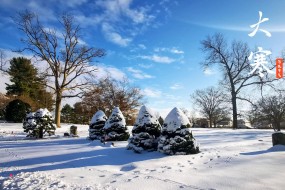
[1,123,285,190]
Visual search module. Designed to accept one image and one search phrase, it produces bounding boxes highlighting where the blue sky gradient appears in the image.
[0,0,284,116]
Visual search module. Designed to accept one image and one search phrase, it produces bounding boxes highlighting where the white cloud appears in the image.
[102,23,132,47]
[138,63,153,69]
[127,67,153,79]
[96,0,153,24]
[27,1,57,21]
[60,0,88,7]
[96,65,127,81]
[170,83,183,90]
[154,47,166,52]
[142,88,162,98]
[170,48,184,54]
[154,47,184,54]
[139,54,175,64]
[75,14,103,27]
[93,0,156,46]
[138,44,146,49]
[203,68,216,76]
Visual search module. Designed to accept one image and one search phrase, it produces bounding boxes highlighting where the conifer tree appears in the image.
[127,106,161,153]
[89,110,108,140]
[23,108,56,138]
[5,99,31,122]
[6,57,53,110]
[61,104,75,123]
[103,107,130,141]
[158,107,199,155]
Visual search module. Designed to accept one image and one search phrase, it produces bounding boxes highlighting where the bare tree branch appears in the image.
[14,10,105,127]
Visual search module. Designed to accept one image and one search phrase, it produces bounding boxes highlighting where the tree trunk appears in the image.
[209,116,212,128]
[39,127,43,138]
[213,119,217,128]
[232,93,238,129]
[55,92,62,128]
[275,121,281,131]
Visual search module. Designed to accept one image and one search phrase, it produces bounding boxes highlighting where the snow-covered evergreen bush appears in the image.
[158,107,199,155]
[23,108,56,138]
[103,107,130,141]
[88,110,108,140]
[127,105,161,153]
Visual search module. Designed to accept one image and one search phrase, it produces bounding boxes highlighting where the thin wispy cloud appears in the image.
[170,48,184,54]
[139,54,175,64]
[138,44,147,49]
[154,47,184,54]
[127,67,154,79]
[138,63,153,69]
[59,0,88,7]
[93,0,157,47]
[180,19,285,33]
[170,83,184,90]
[102,23,132,47]
[96,65,126,81]
[203,68,216,76]
[142,88,162,98]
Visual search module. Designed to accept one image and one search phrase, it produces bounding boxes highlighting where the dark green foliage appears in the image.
[23,108,56,138]
[103,107,130,141]
[103,126,130,141]
[89,121,106,140]
[157,107,199,155]
[5,57,53,110]
[61,104,75,123]
[158,116,164,126]
[127,106,161,153]
[5,99,31,122]
[159,129,199,155]
[89,110,108,140]
[73,102,90,124]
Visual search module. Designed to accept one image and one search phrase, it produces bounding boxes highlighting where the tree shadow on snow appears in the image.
[240,145,285,155]
[2,144,165,176]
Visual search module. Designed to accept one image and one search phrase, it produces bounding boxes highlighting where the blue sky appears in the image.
[0,0,285,117]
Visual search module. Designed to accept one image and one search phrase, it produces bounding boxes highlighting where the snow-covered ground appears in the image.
[1,123,285,190]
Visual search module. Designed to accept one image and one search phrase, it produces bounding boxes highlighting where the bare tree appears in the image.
[191,87,227,128]
[180,108,195,124]
[81,76,144,125]
[14,11,105,127]
[201,33,278,129]
[252,94,285,131]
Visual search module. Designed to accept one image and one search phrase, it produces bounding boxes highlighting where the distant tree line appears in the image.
[1,58,144,125]
[61,76,144,125]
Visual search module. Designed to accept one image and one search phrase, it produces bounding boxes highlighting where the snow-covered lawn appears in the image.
[1,123,285,190]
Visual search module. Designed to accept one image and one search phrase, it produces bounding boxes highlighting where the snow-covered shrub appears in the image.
[88,110,108,140]
[158,107,199,155]
[103,107,130,141]
[127,105,161,153]
[23,108,56,138]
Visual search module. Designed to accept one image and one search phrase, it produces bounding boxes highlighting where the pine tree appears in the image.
[23,108,56,138]
[61,104,75,123]
[127,105,161,153]
[5,99,31,122]
[6,57,53,110]
[89,110,108,140]
[158,107,199,155]
[103,107,130,141]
